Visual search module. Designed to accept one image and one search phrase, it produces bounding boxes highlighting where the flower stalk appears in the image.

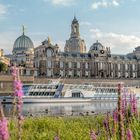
[0,104,9,140]
[118,83,124,140]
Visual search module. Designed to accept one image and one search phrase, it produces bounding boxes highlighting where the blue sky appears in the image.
[0,0,140,54]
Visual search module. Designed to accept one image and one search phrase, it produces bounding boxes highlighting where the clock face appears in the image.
[47,49,53,57]
[100,50,104,54]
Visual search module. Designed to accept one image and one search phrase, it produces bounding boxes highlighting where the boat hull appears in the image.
[1,96,94,104]
[1,96,118,104]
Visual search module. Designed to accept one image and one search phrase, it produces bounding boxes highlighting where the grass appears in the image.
[9,115,140,140]
[8,113,140,140]
[8,115,105,140]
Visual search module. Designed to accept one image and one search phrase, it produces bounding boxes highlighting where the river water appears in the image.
[2,101,119,117]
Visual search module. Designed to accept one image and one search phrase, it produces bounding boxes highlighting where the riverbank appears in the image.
[8,115,140,140]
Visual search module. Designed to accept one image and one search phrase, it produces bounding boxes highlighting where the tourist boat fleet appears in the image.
[1,80,122,104]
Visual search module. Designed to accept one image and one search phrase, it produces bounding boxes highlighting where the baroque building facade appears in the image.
[33,17,140,78]
[0,49,10,65]
[11,26,36,76]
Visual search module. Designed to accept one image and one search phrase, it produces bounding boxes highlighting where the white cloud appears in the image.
[91,0,120,10]
[89,28,140,54]
[44,0,76,6]
[112,0,119,6]
[0,4,7,15]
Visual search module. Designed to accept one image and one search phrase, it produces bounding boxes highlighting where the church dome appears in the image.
[135,46,140,51]
[13,34,34,52]
[90,41,104,51]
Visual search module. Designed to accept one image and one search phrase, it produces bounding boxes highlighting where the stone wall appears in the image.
[0,75,34,95]
[0,74,140,95]
[34,77,140,86]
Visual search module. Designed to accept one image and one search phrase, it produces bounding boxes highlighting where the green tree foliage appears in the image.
[0,61,8,72]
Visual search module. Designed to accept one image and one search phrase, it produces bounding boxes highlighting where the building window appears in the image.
[133,72,136,78]
[47,70,52,77]
[77,62,80,68]
[118,64,120,70]
[74,62,77,68]
[60,61,63,68]
[125,72,128,78]
[60,70,64,76]
[77,71,80,77]
[85,71,88,76]
[69,62,72,68]
[85,63,88,69]
[125,64,128,70]
[69,71,72,76]
[0,82,3,88]
[118,72,121,78]
[110,63,113,70]
[100,63,103,69]
[47,61,51,68]
[46,49,53,57]
[132,64,135,71]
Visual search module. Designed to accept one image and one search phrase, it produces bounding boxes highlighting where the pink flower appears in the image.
[90,129,97,140]
[113,109,118,123]
[132,94,137,115]
[129,94,138,116]
[54,135,60,140]
[15,81,22,91]
[126,128,133,140]
[0,118,9,140]
[11,65,24,140]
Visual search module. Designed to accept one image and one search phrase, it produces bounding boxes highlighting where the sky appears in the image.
[0,0,140,54]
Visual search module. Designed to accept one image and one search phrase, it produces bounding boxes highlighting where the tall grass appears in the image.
[7,113,140,140]
[9,115,104,140]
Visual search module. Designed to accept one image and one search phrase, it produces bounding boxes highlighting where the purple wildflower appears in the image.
[126,128,133,140]
[129,93,138,116]
[0,106,9,140]
[132,94,137,116]
[121,93,127,116]
[113,109,118,123]
[90,129,97,140]
[11,65,24,140]
[54,135,60,140]
[117,83,125,140]
[0,118,9,140]
[103,118,108,132]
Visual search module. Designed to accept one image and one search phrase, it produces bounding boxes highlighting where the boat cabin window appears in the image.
[49,92,55,96]
[72,92,82,98]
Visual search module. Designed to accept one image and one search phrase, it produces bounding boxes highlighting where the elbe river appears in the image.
[1,101,127,117]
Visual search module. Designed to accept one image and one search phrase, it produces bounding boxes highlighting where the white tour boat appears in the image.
[1,81,120,104]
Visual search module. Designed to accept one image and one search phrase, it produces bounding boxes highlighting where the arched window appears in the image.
[46,49,53,57]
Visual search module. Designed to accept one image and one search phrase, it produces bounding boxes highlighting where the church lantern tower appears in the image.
[64,16,86,53]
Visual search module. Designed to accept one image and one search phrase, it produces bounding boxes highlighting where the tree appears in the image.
[0,62,8,72]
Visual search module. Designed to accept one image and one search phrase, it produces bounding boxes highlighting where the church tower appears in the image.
[64,16,86,53]
[71,16,80,38]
